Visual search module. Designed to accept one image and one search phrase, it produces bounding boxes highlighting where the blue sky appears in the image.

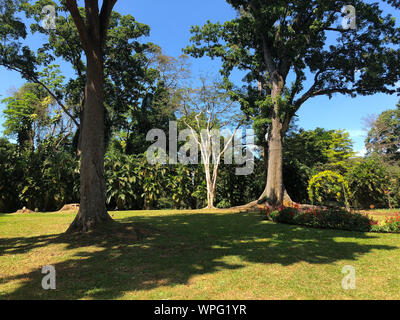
[1,0,399,153]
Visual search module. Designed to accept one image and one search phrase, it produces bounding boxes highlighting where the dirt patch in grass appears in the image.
[58,204,80,212]
[14,208,35,214]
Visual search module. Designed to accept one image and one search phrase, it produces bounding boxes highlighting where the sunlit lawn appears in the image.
[360,208,400,222]
[1,209,400,300]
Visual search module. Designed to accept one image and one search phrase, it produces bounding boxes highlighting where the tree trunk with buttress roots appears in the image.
[67,49,113,232]
[65,0,117,232]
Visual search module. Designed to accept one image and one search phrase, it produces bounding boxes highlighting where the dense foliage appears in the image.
[1,111,399,213]
[0,139,266,212]
[0,139,79,212]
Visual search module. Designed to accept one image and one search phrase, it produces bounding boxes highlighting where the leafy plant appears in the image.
[308,171,350,208]
[346,157,390,209]
[105,151,140,210]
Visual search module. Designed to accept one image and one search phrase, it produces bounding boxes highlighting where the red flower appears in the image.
[370,219,379,226]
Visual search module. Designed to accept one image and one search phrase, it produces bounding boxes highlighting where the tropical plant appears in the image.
[308,170,350,208]
[105,151,140,210]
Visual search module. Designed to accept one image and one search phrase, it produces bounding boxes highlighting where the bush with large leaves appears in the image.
[0,139,23,212]
[105,151,142,210]
[18,145,79,211]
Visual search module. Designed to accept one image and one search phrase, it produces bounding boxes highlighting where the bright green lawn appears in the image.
[1,210,400,300]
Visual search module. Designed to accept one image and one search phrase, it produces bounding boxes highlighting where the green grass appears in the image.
[1,209,400,300]
[360,208,400,222]
[364,209,400,214]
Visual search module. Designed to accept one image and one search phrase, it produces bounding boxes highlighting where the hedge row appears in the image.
[265,206,400,233]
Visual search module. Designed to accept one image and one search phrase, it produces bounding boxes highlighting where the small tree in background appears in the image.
[178,79,245,208]
[283,128,355,202]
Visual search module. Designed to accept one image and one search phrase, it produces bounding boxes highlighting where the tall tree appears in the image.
[1,0,160,229]
[365,102,400,163]
[185,0,400,206]
[2,83,51,151]
[120,51,190,155]
[2,79,74,152]
[63,0,117,232]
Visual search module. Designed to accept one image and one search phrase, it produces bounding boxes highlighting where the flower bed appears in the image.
[371,214,400,233]
[265,206,400,233]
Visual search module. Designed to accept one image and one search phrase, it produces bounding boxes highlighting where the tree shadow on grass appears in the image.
[0,212,397,299]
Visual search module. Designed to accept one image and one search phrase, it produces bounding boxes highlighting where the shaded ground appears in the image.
[1,210,400,299]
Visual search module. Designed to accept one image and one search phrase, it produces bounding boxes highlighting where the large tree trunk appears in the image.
[65,0,117,233]
[259,117,284,205]
[258,81,284,206]
[260,126,295,206]
[262,140,268,180]
[67,50,112,233]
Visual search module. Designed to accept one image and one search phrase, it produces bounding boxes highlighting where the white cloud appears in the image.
[347,129,366,138]
[355,148,367,157]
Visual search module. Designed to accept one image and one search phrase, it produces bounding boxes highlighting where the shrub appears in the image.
[0,139,22,212]
[267,206,377,233]
[308,171,351,208]
[216,199,231,209]
[346,157,390,209]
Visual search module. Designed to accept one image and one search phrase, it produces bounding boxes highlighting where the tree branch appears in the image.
[34,77,80,127]
[294,86,357,108]
[65,0,90,53]
[3,63,80,127]
[100,0,117,43]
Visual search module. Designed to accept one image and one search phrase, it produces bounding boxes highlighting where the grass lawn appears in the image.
[1,209,400,300]
[360,208,400,222]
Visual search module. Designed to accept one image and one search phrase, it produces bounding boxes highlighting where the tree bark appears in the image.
[204,163,216,209]
[207,189,215,209]
[67,52,112,232]
[259,118,284,205]
[262,140,268,180]
[260,127,295,206]
[65,0,117,232]
[258,81,284,206]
